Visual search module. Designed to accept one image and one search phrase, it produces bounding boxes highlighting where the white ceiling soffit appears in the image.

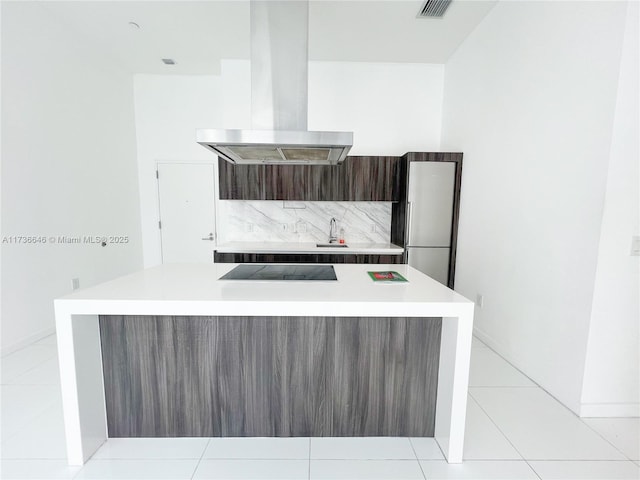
[38,1,251,75]
[37,1,496,75]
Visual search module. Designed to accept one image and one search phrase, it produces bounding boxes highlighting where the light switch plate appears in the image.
[283,201,306,209]
[631,235,640,256]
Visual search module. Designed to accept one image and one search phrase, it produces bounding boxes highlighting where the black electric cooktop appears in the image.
[220,264,337,281]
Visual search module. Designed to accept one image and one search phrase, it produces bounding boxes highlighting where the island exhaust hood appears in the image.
[196,1,353,165]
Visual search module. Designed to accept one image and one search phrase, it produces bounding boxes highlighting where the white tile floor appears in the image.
[1,334,638,480]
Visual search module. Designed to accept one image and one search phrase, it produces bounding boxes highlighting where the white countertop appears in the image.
[214,242,404,255]
[56,263,471,318]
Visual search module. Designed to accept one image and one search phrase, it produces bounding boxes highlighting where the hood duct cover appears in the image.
[197,1,353,165]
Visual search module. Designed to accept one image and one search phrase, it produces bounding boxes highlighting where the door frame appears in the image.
[155,161,219,263]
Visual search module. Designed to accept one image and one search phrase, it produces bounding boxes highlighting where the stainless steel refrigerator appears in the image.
[406,161,456,285]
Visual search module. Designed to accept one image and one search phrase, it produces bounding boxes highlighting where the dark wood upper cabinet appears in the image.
[218,162,266,199]
[342,156,399,201]
[218,156,400,201]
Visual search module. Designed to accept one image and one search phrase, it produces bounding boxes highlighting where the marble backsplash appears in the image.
[217,201,392,244]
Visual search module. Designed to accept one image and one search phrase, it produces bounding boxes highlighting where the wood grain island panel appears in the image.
[99,315,442,438]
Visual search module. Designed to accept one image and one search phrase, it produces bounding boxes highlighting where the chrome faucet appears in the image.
[329,217,338,243]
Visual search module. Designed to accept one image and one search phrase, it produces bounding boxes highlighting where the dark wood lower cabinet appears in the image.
[214,252,403,264]
[99,315,442,438]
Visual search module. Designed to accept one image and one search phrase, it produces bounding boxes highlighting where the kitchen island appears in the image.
[55,263,473,465]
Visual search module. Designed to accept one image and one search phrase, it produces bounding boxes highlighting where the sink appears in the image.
[316,243,348,248]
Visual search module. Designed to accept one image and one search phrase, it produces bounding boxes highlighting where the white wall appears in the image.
[135,61,444,266]
[440,0,630,414]
[581,2,639,417]
[1,3,143,353]
[309,62,444,156]
[133,74,222,267]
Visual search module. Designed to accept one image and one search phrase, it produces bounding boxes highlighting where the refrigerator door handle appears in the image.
[406,201,413,247]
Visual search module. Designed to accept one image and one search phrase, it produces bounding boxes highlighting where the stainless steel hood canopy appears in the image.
[196,129,353,165]
[197,1,353,165]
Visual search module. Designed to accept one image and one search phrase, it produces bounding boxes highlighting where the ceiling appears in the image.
[39,1,496,75]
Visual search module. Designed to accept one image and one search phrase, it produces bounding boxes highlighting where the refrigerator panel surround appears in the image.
[407,247,450,285]
[407,162,456,247]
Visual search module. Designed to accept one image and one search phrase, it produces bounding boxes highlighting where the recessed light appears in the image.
[128,21,140,30]
[162,58,176,65]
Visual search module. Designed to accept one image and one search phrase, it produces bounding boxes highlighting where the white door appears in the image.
[407,247,450,285]
[157,163,216,263]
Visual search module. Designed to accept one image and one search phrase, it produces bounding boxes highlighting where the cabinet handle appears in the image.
[201,233,215,241]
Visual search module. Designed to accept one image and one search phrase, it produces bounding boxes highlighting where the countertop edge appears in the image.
[214,243,404,255]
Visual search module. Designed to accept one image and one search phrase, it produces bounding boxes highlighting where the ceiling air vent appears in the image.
[418,0,452,18]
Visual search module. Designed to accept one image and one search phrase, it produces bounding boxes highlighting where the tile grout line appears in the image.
[469,347,633,461]
[190,438,211,480]
[308,437,311,480]
[71,454,83,480]
[467,385,540,389]
[471,347,537,388]
[519,460,640,463]
[432,437,447,461]
[0,395,62,446]
[578,418,638,463]
[467,391,543,480]
[476,340,549,390]
[60,457,332,461]
[308,458,433,461]
[476,338,637,462]
[33,335,58,346]
[472,387,633,463]
[477,338,630,439]
[407,437,429,480]
[0,342,57,359]
[0,349,58,385]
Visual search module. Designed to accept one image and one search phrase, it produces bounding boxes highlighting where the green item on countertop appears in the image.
[367,271,408,282]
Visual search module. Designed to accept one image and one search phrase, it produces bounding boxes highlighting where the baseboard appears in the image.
[580,403,640,418]
[0,327,56,357]
[472,326,501,351]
